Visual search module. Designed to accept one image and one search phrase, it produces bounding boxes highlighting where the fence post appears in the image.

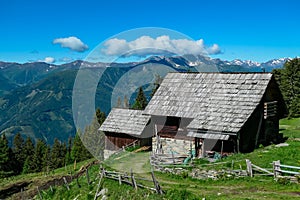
[118,174,122,185]
[151,169,163,194]
[246,159,253,177]
[94,168,105,200]
[21,188,24,200]
[171,151,175,164]
[63,177,70,191]
[86,168,90,185]
[131,169,137,190]
[37,186,42,200]
[273,160,281,178]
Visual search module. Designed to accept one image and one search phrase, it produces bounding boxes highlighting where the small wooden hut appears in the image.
[99,108,153,159]
[143,72,288,157]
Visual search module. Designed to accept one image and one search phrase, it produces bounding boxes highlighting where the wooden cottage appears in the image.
[143,72,288,157]
[99,108,153,159]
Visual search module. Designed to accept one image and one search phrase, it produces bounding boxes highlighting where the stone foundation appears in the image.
[152,137,194,155]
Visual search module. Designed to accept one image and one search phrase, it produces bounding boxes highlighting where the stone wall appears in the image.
[152,137,194,155]
[104,149,116,160]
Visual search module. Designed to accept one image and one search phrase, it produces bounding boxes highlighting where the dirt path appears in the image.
[106,152,151,174]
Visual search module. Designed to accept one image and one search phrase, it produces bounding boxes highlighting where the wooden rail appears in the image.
[273,160,300,178]
[96,167,163,196]
[246,159,300,181]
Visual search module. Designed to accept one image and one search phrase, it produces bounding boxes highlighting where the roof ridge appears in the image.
[111,107,145,111]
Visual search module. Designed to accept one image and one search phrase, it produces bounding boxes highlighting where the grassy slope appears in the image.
[0,159,95,199]
[1,118,300,199]
[280,117,300,139]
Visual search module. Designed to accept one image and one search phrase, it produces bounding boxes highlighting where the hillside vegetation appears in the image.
[1,118,299,199]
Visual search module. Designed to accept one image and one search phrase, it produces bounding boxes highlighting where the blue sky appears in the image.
[0,0,299,63]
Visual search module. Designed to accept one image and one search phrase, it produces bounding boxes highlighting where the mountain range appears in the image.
[0,55,290,145]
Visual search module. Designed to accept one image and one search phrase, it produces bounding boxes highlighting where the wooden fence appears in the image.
[94,167,163,197]
[150,152,188,169]
[273,160,300,178]
[246,159,300,182]
[150,152,300,183]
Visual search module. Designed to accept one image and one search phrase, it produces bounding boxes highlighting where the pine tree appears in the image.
[12,133,25,174]
[116,96,122,108]
[33,139,46,172]
[132,87,148,110]
[0,134,13,177]
[71,130,92,162]
[65,136,73,165]
[50,139,67,169]
[42,144,51,174]
[22,137,35,174]
[82,113,104,160]
[150,74,163,97]
[23,137,35,157]
[124,95,129,108]
[273,58,300,117]
[22,157,32,174]
[71,130,81,162]
[96,108,106,126]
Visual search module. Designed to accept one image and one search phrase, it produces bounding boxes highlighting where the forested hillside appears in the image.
[273,58,300,118]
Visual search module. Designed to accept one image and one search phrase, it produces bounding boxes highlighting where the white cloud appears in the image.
[53,36,88,52]
[38,57,55,63]
[102,35,221,57]
[207,44,221,54]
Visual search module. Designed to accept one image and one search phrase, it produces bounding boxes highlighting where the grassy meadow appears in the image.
[1,118,300,199]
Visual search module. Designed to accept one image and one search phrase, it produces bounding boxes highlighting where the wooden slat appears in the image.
[277,169,300,175]
[280,164,300,170]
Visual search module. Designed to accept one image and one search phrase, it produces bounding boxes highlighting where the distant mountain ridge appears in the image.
[0,55,290,145]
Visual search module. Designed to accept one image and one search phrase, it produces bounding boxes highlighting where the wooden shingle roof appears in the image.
[99,108,151,136]
[144,73,273,133]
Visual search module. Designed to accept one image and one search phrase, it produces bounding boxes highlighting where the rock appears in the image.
[275,143,289,147]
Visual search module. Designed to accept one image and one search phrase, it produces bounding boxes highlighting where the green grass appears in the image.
[2,118,300,199]
[198,140,300,170]
[103,151,151,174]
[280,117,300,139]
[0,159,96,199]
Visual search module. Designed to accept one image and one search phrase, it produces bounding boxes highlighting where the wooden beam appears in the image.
[255,113,263,148]
[237,134,240,153]
[63,177,70,191]
[273,160,281,178]
[246,159,253,177]
[151,169,163,194]
[251,163,273,175]
[221,141,224,156]
[131,169,137,190]
[202,139,205,157]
